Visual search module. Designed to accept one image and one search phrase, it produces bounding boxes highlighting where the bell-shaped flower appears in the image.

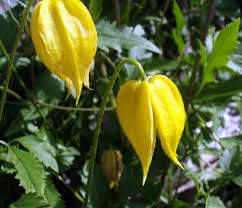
[117,75,186,185]
[30,0,97,104]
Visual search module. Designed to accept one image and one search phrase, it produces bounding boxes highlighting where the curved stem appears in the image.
[0,0,34,122]
[37,101,115,112]
[84,58,146,207]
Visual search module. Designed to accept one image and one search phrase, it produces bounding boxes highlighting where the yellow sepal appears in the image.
[117,80,156,185]
[149,75,185,168]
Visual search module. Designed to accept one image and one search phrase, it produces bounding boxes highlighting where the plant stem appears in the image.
[84,58,147,207]
[187,0,217,100]
[0,86,23,101]
[37,101,115,112]
[114,0,121,26]
[55,175,84,203]
[0,0,34,122]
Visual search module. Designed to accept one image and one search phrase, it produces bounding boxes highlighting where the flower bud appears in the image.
[101,149,123,190]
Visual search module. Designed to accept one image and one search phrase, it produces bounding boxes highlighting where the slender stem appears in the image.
[114,0,121,26]
[0,0,34,122]
[84,58,147,207]
[0,86,23,101]
[187,0,216,101]
[55,175,84,203]
[37,101,115,112]
[0,40,28,92]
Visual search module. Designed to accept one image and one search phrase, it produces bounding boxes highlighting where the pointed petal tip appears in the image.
[142,174,147,186]
[75,91,81,106]
[65,90,71,101]
[84,82,93,90]
[173,157,183,169]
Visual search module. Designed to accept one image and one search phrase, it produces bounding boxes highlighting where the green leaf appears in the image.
[205,196,225,208]
[96,20,161,54]
[172,0,185,55]
[16,135,59,172]
[173,1,184,32]
[172,29,185,55]
[43,180,65,208]
[202,18,240,84]
[57,143,80,171]
[199,40,207,68]
[194,75,242,102]
[7,146,46,194]
[233,175,242,187]
[9,193,48,208]
[89,0,103,21]
[219,146,240,171]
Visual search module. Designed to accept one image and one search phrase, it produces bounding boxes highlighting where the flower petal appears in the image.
[149,75,185,168]
[117,80,156,184]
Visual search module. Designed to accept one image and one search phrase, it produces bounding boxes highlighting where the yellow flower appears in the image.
[117,75,186,184]
[30,0,97,105]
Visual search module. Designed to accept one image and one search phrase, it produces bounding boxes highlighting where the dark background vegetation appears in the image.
[0,0,242,207]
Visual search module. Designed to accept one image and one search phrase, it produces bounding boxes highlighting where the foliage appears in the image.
[0,0,242,208]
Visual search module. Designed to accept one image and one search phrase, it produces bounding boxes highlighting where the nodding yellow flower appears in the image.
[30,0,97,105]
[117,75,185,185]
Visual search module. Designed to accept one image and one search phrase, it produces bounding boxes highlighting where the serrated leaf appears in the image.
[9,193,48,208]
[7,147,46,194]
[206,196,225,208]
[202,18,240,85]
[96,20,161,54]
[43,180,65,208]
[16,135,59,172]
[0,161,16,174]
